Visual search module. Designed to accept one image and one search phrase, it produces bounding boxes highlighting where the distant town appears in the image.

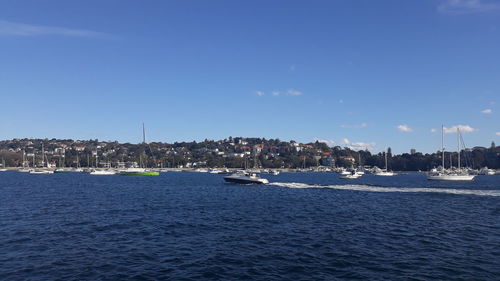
[0,137,498,171]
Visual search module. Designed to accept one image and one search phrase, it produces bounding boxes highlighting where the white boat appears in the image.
[89,169,116,175]
[18,168,32,173]
[208,168,223,174]
[339,169,351,175]
[478,167,496,176]
[272,170,280,176]
[30,169,54,174]
[427,126,475,181]
[340,173,362,179]
[427,173,475,181]
[373,171,395,176]
[374,148,395,176]
[224,171,269,184]
[0,158,7,171]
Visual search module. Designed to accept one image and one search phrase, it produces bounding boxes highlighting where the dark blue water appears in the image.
[1,172,499,280]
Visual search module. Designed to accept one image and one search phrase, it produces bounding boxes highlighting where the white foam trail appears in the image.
[269,182,500,197]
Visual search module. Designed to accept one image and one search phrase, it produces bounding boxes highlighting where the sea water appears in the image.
[1,172,499,280]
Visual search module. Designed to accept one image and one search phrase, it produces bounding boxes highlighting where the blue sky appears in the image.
[0,0,499,153]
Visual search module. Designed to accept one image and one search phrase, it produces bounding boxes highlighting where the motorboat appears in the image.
[427,172,475,181]
[30,169,54,174]
[224,171,269,184]
[373,170,395,176]
[118,167,159,176]
[478,167,496,176]
[340,172,362,179]
[89,169,116,175]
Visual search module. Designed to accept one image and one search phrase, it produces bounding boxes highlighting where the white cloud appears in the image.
[287,89,302,96]
[438,0,500,14]
[341,138,376,151]
[0,20,108,38]
[270,89,303,97]
[496,132,500,136]
[431,128,437,133]
[341,123,367,129]
[255,91,265,96]
[397,124,413,132]
[481,108,493,114]
[443,125,478,133]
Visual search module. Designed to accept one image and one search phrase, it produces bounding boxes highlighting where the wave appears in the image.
[269,182,500,197]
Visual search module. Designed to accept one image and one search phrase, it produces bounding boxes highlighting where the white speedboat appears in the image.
[30,169,54,174]
[373,170,395,176]
[340,173,362,179]
[224,171,269,184]
[427,172,475,181]
[478,167,496,176]
[89,169,116,175]
[18,168,32,173]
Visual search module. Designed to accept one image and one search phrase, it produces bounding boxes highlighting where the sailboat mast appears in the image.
[142,122,146,144]
[457,128,461,170]
[41,143,45,168]
[385,148,388,171]
[441,125,445,169]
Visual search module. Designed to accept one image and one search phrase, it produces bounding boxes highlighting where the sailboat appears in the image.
[373,148,395,176]
[119,123,159,176]
[0,157,7,171]
[427,126,475,181]
[30,143,54,174]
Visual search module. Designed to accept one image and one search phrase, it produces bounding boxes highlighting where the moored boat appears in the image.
[89,169,116,175]
[118,167,159,176]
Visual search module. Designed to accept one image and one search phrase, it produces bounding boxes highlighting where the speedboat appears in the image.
[427,172,475,181]
[30,169,54,174]
[373,170,395,176]
[340,173,362,179]
[89,169,116,175]
[224,171,269,184]
[478,167,496,176]
[118,167,159,176]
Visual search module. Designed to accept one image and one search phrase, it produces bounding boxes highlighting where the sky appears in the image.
[0,0,499,154]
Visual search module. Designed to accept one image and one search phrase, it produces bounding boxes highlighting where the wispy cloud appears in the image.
[341,138,376,151]
[438,0,500,14]
[496,132,500,136]
[255,90,265,97]
[397,124,413,132]
[314,139,336,145]
[287,89,302,96]
[431,128,438,133]
[341,123,367,129]
[443,125,478,133]
[270,89,303,97]
[0,20,109,38]
[481,108,493,114]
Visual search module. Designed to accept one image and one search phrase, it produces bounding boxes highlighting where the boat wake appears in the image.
[269,182,500,197]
